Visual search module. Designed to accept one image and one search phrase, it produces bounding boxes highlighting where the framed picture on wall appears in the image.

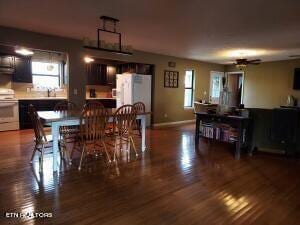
[164,70,179,88]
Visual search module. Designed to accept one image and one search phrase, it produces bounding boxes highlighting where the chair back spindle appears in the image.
[28,104,47,143]
[80,102,108,142]
[133,102,145,114]
[54,100,78,112]
[113,105,137,136]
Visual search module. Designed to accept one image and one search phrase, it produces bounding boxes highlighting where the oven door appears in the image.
[0,100,19,123]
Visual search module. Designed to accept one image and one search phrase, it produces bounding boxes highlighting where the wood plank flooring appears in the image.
[0,124,300,225]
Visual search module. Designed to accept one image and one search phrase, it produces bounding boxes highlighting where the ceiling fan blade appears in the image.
[289,55,300,58]
[248,59,261,63]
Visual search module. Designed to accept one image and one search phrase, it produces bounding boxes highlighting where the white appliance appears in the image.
[112,88,117,98]
[0,88,19,131]
[116,73,151,125]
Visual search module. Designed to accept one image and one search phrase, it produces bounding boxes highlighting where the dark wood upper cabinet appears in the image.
[99,64,107,84]
[106,65,117,88]
[119,63,152,75]
[0,55,14,68]
[86,63,107,85]
[0,55,15,74]
[86,60,153,86]
[12,56,32,83]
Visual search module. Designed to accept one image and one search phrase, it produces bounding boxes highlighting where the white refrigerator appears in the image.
[116,73,152,125]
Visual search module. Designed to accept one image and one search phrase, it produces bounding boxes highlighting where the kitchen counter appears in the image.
[17,97,67,100]
[18,98,68,129]
[86,97,116,100]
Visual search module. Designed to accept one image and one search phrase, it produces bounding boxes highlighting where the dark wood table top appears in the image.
[194,112,249,120]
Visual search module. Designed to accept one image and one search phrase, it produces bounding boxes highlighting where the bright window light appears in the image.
[32,61,61,88]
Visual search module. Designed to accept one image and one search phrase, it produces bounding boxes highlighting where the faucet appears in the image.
[47,88,56,97]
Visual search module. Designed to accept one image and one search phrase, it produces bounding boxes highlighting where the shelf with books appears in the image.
[195,112,251,159]
[199,122,238,143]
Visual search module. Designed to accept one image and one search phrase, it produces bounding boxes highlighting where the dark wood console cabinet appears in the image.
[195,112,251,159]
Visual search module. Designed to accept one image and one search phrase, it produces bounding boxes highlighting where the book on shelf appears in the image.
[199,122,239,142]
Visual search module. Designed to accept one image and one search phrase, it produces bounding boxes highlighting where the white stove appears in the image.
[0,88,19,131]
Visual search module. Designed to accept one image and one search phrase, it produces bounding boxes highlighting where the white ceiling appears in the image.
[0,0,300,64]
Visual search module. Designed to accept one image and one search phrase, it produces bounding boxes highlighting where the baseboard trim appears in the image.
[153,119,195,127]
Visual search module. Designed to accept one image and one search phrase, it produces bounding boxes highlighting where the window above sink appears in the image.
[32,61,62,89]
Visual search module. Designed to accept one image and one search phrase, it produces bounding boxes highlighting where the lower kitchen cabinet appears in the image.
[86,99,116,108]
[19,99,63,129]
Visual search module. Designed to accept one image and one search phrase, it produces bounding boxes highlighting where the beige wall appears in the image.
[130,53,224,123]
[0,26,224,123]
[225,59,300,108]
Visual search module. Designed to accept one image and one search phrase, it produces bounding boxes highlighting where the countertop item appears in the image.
[89,89,96,98]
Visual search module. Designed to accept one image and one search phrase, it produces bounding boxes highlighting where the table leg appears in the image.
[52,122,59,172]
[141,116,146,152]
[235,123,242,160]
[195,115,200,146]
[235,141,241,160]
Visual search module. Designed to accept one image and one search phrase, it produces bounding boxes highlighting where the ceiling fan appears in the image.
[234,58,261,70]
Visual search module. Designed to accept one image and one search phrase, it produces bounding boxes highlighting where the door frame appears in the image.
[225,71,245,104]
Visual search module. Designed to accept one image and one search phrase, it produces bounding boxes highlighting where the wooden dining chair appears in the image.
[111,104,138,161]
[54,100,79,162]
[73,102,111,171]
[133,102,145,136]
[28,104,54,172]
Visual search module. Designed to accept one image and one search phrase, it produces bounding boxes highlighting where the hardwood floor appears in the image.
[0,124,300,225]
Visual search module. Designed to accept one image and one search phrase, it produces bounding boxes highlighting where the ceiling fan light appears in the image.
[235,64,247,70]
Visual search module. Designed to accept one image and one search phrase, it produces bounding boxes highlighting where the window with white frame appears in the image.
[32,61,62,88]
[184,70,195,107]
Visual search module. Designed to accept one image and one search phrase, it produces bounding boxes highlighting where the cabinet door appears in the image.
[86,63,98,85]
[86,99,116,108]
[120,63,137,73]
[13,57,32,83]
[0,55,14,68]
[120,63,153,75]
[86,63,107,85]
[98,64,107,85]
[107,65,117,87]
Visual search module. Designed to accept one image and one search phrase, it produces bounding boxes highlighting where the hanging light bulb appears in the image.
[236,63,247,70]
[47,64,54,71]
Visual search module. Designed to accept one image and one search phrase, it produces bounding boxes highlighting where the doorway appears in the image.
[225,71,244,107]
[209,71,244,106]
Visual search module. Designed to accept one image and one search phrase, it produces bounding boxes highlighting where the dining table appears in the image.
[38,109,151,172]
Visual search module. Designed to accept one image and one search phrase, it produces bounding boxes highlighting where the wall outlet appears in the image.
[73,89,78,95]
[164,113,168,118]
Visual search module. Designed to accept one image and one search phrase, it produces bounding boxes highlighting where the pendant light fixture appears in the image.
[83,16,133,55]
